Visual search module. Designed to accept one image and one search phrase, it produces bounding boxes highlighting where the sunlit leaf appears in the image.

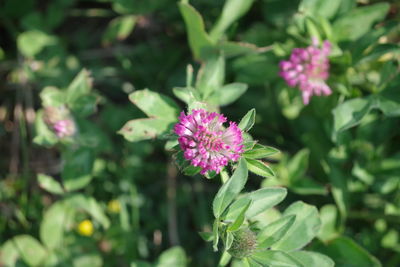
[213,158,248,218]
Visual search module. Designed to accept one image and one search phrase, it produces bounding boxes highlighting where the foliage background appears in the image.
[0,0,399,266]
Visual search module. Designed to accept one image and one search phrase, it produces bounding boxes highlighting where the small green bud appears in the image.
[228,228,257,258]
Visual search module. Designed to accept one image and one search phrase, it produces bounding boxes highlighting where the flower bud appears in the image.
[228,228,257,258]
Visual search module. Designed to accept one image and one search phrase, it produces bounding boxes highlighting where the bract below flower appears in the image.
[279,39,332,105]
[174,109,244,175]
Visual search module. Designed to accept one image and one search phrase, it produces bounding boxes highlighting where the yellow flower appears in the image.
[107,199,121,213]
[78,219,94,236]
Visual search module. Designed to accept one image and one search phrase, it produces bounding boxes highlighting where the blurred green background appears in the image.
[1,0,400,266]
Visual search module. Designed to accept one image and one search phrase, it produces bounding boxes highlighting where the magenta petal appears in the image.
[280,39,332,104]
[174,109,243,175]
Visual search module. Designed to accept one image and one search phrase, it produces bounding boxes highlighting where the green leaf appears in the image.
[66,194,110,229]
[73,254,103,267]
[40,86,65,107]
[238,109,256,132]
[378,60,399,89]
[245,158,275,178]
[40,201,73,249]
[299,0,341,19]
[196,54,225,99]
[219,251,232,267]
[178,2,214,60]
[246,187,287,218]
[76,119,112,151]
[172,87,198,104]
[120,119,169,142]
[272,201,321,251]
[243,141,257,151]
[17,30,56,57]
[243,144,279,159]
[305,17,321,43]
[213,158,248,218]
[185,64,194,87]
[38,174,64,195]
[213,219,220,251]
[62,148,94,191]
[102,15,137,46]
[225,232,234,250]
[69,94,97,117]
[375,85,400,117]
[357,44,400,65]
[288,251,334,267]
[119,89,179,142]
[187,99,209,112]
[156,246,187,267]
[278,86,303,120]
[182,165,202,176]
[326,163,349,219]
[333,3,390,41]
[249,250,304,267]
[317,205,339,242]
[227,199,251,232]
[112,0,168,15]
[33,110,58,146]
[215,83,248,107]
[128,88,178,121]
[1,235,48,266]
[226,187,287,220]
[131,261,153,267]
[287,149,309,182]
[351,21,398,64]
[217,41,260,58]
[332,97,372,134]
[311,237,382,267]
[289,178,327,196]
[210,0,255,41]
[174,151,189,171]
[199,232,213,242]
[66,69,93,104]
[257,215,296,248]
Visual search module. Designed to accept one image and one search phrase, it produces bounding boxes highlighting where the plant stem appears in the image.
[167,160,180,245]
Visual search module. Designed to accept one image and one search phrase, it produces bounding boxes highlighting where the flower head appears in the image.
[279,39,332,105]
[77,219,94,236]
[52,119,76,138]
[174,109,244,175]
[44,106,76,138]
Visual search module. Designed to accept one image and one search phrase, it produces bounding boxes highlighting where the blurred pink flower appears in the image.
[174,109,244,175]
[53,119,76,138]
[279,39,332,105]
[44,106,76,138]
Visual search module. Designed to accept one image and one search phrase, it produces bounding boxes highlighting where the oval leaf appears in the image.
[257,215,296,248]
[38,174,64,195]
[249,250,304,267]
[238,109,255,132]
[245,158,275,178]
[272,201,321,251]
[288,251,334,267]
[213,158,248,218]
